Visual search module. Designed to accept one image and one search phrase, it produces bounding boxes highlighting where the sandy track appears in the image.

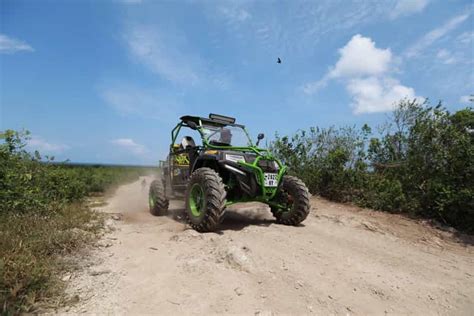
[60,177,474,315]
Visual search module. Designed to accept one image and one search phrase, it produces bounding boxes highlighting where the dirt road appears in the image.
[61,176,474,315]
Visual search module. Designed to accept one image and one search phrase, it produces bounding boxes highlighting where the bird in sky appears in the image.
[277,57,281,64]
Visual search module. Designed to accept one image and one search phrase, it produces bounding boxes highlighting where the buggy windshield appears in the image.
[201,125,253,147]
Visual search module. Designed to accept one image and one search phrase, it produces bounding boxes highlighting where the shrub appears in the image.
[271,100,474,232]
[0,130,153,313]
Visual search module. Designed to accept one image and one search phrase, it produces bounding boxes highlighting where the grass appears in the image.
[0,130,155,313]
[0,203,103,313]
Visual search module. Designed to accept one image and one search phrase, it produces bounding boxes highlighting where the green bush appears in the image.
[363,176,406,212]
[0,130,153,313]
[0,130,153,215]
[271,100,474,232]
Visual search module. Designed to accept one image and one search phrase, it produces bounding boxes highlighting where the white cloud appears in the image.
[124,25,231,89]
[111,138,148,156]
[348,77,417,114]
[208,1,397,58]
[390,0,429,19]
[28,136,69,154]
[302,79,329,95]
[460,95,472,104]
[100,84,181,122]
[302,34,393,94]
[302,34,420,114]
[120,0,142,3]
[124,26,200,85]
[219,6,251,23]
[457,31,474,45]
[436,49,457,64]
[405,12,470,58]
[329,34,392,78]
[0,34,34,54]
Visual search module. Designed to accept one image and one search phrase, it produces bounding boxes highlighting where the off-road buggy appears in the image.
[148,114,310,232]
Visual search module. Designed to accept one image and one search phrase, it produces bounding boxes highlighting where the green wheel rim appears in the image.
[277,192,293,214]
[149,195,155,209]
[189,183,204,217]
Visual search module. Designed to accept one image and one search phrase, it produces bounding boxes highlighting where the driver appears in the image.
[219,128,232,145]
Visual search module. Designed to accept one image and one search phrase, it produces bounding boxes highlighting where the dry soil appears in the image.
[59,176,474,315]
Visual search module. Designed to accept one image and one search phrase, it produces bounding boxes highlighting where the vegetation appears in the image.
[0,130,154,313]
[271,100,473,232]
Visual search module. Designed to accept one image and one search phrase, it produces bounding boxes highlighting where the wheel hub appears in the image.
[189,183,204,217]
[149,195,155,209]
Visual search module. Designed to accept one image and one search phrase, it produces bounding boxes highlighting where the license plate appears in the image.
[264,173,278,187]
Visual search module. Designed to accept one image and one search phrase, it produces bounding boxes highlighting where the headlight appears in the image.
[225,154,245,163]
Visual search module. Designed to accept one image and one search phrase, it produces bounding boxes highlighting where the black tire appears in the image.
[185,168,226,232]
[149,179,169,216]
[271,175,310,225]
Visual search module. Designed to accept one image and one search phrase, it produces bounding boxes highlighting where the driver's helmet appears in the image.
[219,128,232,144]
[181,136,196,149]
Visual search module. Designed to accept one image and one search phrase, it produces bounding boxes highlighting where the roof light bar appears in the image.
[209,113,236,124]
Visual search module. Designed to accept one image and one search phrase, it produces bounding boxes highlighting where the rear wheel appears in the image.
[185,168,226,232]
[149,179,169,216]
[270,175,310,225]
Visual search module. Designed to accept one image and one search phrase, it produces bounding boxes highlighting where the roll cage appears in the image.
[170,114,262,153]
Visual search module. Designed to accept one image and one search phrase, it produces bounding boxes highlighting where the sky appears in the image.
[1,0,473,165]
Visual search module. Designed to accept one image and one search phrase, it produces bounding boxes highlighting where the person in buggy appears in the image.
[219,128,232,145]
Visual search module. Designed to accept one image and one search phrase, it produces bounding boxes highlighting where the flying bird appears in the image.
[277,57,281,64]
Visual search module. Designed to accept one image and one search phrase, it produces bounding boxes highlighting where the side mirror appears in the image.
[256,133,264,146]
[187,121,198,130]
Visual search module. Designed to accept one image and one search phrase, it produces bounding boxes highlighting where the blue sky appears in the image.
[1,0,472,165]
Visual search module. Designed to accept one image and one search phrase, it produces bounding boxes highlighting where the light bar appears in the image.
[209,113,236,124]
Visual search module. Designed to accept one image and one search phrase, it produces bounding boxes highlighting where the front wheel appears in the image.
[270,175,310,225]
[185,168,226,232]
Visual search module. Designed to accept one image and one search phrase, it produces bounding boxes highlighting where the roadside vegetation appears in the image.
[0,130,153,313]
[271,100,473,233]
